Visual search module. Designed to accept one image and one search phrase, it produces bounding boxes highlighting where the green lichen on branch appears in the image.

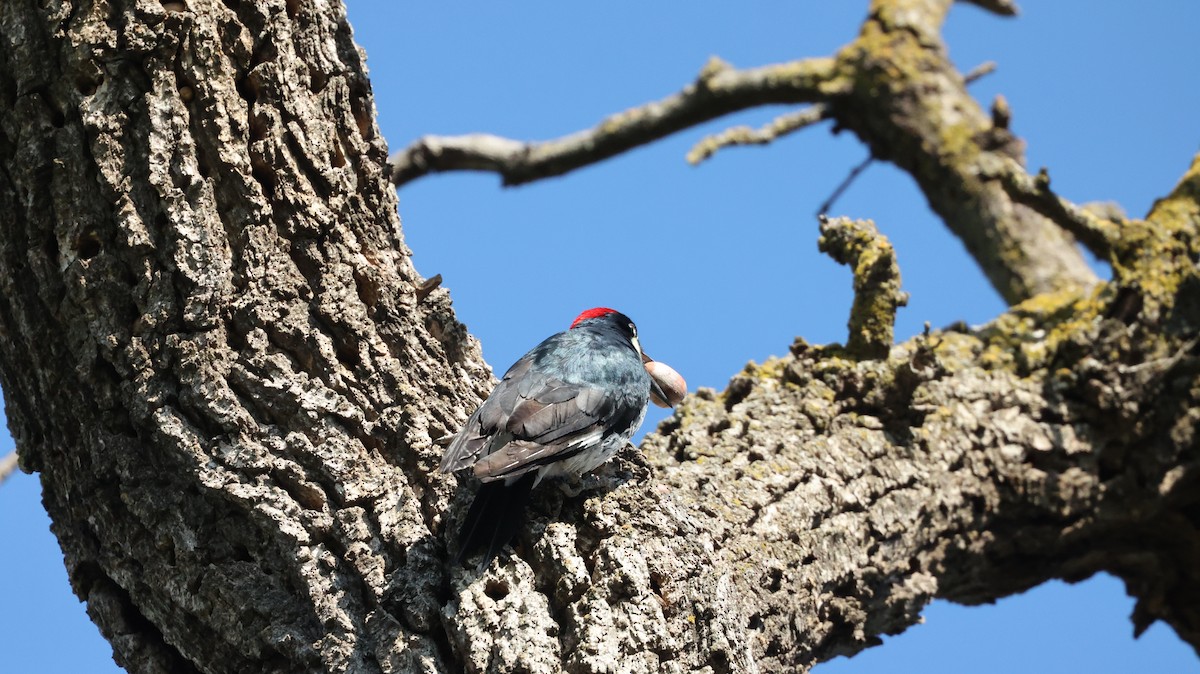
[642,224,1200,666]
[828,0,1097,303]
[818,216,909,360]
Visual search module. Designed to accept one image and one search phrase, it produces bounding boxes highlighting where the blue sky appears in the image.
[3,2,1199,671]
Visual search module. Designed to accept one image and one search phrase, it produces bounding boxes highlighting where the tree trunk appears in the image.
[1,1,1197,673]
[0,1,489,671]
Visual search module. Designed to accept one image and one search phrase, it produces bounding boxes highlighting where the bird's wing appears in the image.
[468,377,619,481]
[439,355,536,474]
[441,356,639,481]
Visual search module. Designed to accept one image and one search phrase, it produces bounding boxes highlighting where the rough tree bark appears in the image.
[1,2,1197,674]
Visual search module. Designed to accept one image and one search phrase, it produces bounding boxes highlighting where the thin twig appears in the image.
[963,60,997,84]
[0,451,18,487]
[987,158,1121,259]
[1119,338,1198,376]
[818,154,875,217]
[959,0,1019,16]
[687,105,830,165]
[390,56,842,187]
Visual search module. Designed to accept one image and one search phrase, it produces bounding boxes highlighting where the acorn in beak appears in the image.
[641,352,687,408]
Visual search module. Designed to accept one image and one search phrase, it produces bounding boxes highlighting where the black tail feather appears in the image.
[455,473,538,570]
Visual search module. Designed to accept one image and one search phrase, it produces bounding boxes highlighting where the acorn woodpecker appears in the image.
[440,307,683,568]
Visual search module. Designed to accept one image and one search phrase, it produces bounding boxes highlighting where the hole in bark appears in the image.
[649,571,664,595]
[765,636,786,657]
[195,142,213,179]
[44,233,60,266]
[250,155,276,197]
[764,567,784,592]
[336,341,359,371]
[310,69,328,93]
[69,561,105,597]
[248,110,270,142]
[483,579,509,601]
[225,322,246,350]
[353,269,379,309]
[0,72,15,107]
[236,75,259,104]
[283,0,300,19]
[45,96,65,127]
[75,74,101,96]
[75,231,101,260]
[649,570,673,609]
[93,355,121,386]
[348,87,373,141]
[331,140,346,168]
[747,613,763,630]
[248,39,277,69]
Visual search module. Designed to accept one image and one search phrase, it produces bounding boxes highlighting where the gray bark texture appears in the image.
[1,1,1198,673]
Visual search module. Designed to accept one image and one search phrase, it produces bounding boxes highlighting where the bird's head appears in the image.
[570,307,685,407]
[570,307,641,354]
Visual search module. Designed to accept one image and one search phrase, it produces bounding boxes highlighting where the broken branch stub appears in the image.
[818,216,909,360]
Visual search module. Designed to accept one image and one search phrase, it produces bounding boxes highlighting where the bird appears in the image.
[439,307,681,569]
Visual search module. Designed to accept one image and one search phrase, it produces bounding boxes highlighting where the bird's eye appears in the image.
[629,323,637,336]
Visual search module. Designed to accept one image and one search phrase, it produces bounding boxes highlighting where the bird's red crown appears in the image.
[570,307,618,329]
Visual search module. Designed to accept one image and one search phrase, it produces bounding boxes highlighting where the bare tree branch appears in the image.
[964,60,998,83]
[989,159,1122,259]
[827,0,1096,303]
[818,155,876,216]
[686,60,994,168]
[389,56,842,187]
[391,0,1092,304]
[687,105,830,165]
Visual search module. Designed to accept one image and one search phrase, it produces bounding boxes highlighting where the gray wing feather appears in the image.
[441,335,643,482]
[439,355,535,473]
[451,379,615,481]
[439,411,489,473]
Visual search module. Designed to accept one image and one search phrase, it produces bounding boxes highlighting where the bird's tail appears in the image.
[454,472,538,570]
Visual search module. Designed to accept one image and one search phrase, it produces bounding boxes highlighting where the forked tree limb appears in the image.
[989,160,1122,259]
[391,0,1095,305]
[389,56,841,187]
